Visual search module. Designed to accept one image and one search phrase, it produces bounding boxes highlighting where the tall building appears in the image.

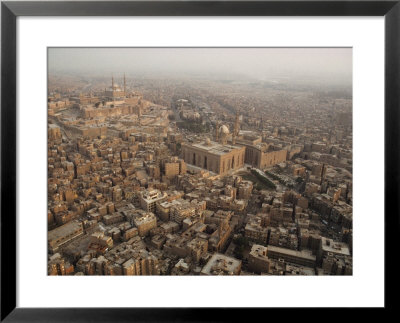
[139,189,168,213]
[162,157,187,178]
[133,213,157,237]
[248,244,270,274]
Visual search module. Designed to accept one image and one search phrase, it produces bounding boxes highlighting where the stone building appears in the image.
[267,245,316,268]
[133,212,157,237]
[48,124,62,141]
[139,189,167,213]
[122,253,159,275]
[48,221,84,253]
[243,143,287,169]
[248,244,270,274]
[200,253,242,275]
[182,139,245,175]
[48,253,74,275]
[162,157,187,178]
[230,130,287,169]
[104,74,126,99]
[170,201,197,224]
[208,221,232,252]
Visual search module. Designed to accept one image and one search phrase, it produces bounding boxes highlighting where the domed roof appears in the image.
[219,125,230,134]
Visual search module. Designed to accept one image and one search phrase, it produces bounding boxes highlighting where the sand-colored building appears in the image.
[248,244,270,274]
[182,139,245,175]
[244,143,287,169]
[232,130,287,168]
[48,221,84,253]
[133,212,157,237]
[200,253,242,275]
[139,189,167,213]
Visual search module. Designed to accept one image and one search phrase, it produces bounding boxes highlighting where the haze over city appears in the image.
[49,47,352,86]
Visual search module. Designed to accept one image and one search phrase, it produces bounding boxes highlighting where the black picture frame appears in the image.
[1,1,398,321]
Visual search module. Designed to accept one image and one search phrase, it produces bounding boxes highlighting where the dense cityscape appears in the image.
[48,49,352,276]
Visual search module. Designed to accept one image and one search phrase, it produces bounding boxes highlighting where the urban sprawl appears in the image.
[48,74,352,276]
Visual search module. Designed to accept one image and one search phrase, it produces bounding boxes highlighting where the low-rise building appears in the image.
[133,212,157,237]
[201,253,241,275]
[248,244,270,274]
[48,221,84,253]
[267,245,316,268]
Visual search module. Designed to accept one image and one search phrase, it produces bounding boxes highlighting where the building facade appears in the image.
[139,189,168,213]
[244,143,287,169]
[182,139,245,175]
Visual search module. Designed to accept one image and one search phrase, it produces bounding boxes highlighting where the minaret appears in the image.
[232,110,240,145]
[215,121,220,142]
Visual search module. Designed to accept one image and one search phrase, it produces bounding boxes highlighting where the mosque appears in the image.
[104,74,127,99]
[181,110,287,174]
[181,112,245,175]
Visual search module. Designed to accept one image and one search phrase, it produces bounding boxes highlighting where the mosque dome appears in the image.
[219,125,230,134]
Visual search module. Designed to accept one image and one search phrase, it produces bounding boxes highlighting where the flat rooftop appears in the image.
[201,253,241,275]
[48,221,83,241]
[186,141,243,156]
[141,190,166,202]
[267,245,316,261]
[250,244,268,258]
[134,213,156,226]
[321,237,351,256]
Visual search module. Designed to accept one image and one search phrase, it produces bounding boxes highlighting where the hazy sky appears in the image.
[48,47,352,83]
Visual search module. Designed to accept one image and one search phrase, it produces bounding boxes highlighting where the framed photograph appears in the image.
[1,0,398,321]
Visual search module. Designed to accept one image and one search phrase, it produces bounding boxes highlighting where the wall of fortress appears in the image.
[79,126,108,139]
[83,105,140,118]
[63,124,108,139]
[81,97,153,119]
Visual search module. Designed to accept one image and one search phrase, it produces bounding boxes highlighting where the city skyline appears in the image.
[49,47,352,86]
